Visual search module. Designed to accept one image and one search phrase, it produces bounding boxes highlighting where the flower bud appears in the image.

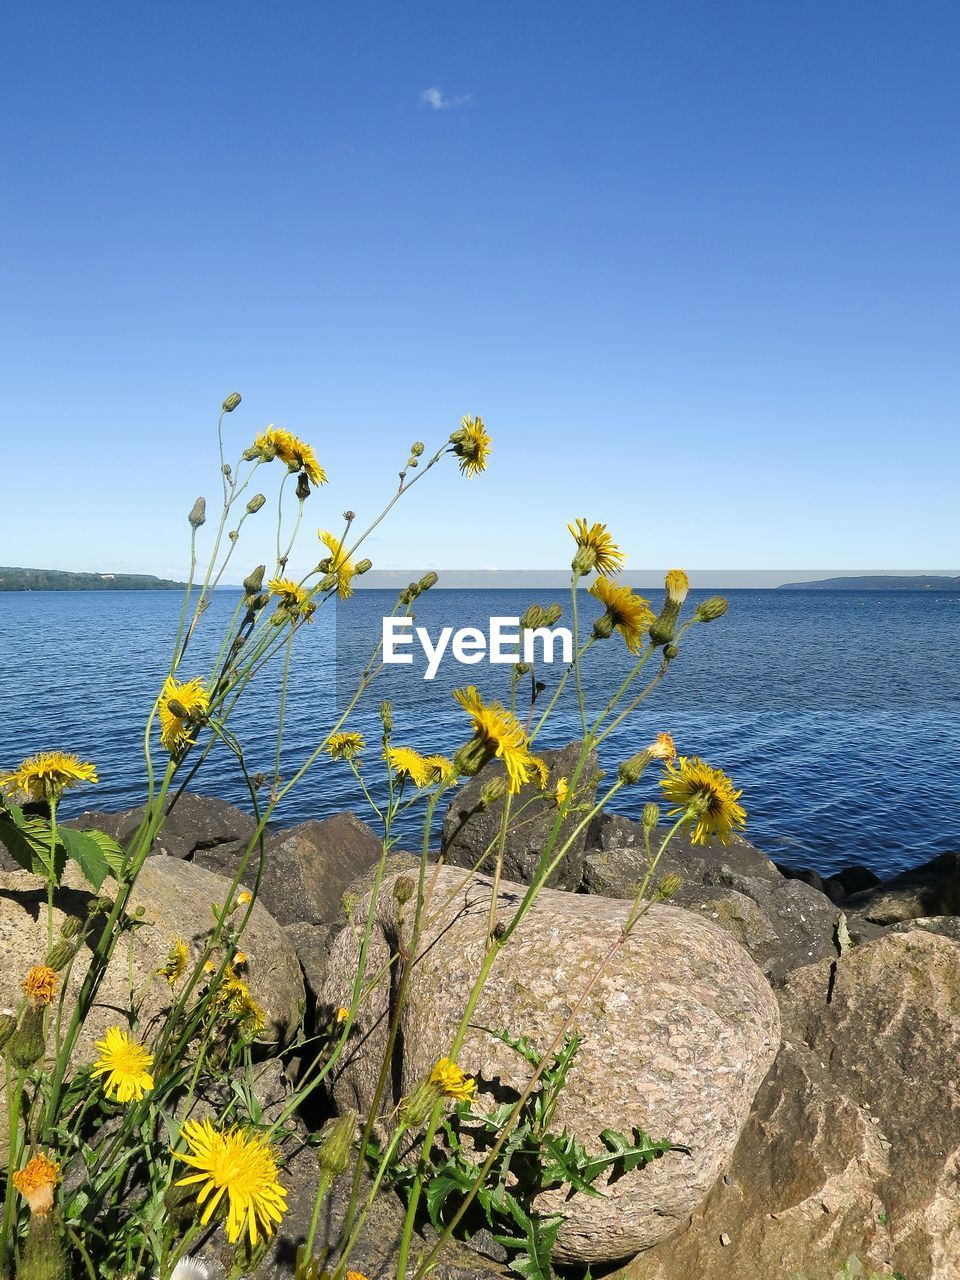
[419,571,438,591]
[355,559,373,576]
[664,643,679,660]
[166,698,189,720]
[393,876,416,905]
[17,1213,68,1280]
[592,614,614,641]
[44,941,75,972]
[655,872,684,901]
[223,463,232,478]
[695,595,728,623]
[319,573,338,593]
[520,604,544,630]
[618,751,653,785]
[296,472,311,502]
[541,603,564,626]
[514,662,532,676]
[222,392,242,413]
[380,701,393,734]
[641,801,660,830]
[246,494,266,514]
[243,565,266,595]
[188,497,207,529]
[664,569,690,606]
[410,441,425,456]
[7,1005,46,1069]
[59,916,84,940]
[228,530,239,542]
[480,776,509,806]
[316,1110,359,1177]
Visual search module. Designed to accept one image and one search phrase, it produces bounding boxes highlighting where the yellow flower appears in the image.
[423,754,456,784]
[218,972,266,1036]
[453,686,539,795]
[159,940,189,987]
[267,577,316,620]
[567,519,625,577]
[174,1117,288,1246]
[335,1006,350,1023]
[385,746,432,789]
[589,577,654,653]
[430,1058,476,1102]
[326,731,366,761]
[159,675,210,754]
[318,530,357,600]
[665,568,690,606]
[236,891,253,907]
[252,426,327,488]
[0,751,98,803]
[13,1153,60,1217]
[450,415,492,477]
[660,756,746,846]
[91,1026,155,1103]
[555,777,569,806]
[346,1272,370,1280]
[23,965,58,1007]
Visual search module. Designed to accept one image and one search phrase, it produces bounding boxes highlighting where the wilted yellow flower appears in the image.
[326,731,366,761]
[555,777,569,806]
[450,416,492,477]
[159,675,210,754]
[159,940,189,987]
[453,687,539,794]
[23,965,58,1007]
[589,578,654,653]
[236,891,253,907]
[665,569,690,606]
[385,746,432,789]
[649,732,677,762]
[660,756,746,846]
[318,530,357,599]
[174,1117,288,1246]
[0,751,98,803]
[567,519,625,577]
[430,1058,477,1101]
[13,1153,60,1217]
[252,426,327,488]
[267,577,315,620]
[91,1027,155,1103]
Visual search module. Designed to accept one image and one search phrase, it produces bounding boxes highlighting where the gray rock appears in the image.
[625,929,960,1280]
[845,851,960,924]
[441,742,600,890]
[196,812,382,930]
[68,791,258,862]
[322,866,780,1265]
[583,816,840,983]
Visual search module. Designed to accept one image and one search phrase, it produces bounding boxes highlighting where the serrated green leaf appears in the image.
[0,807,64,881]
[75,826,126,878]
[59,827,111,890]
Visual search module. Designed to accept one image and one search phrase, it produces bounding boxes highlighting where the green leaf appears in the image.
[59,827,111,890]
[74,826,126,878]
[425,1171,467,1229]
[0,807,65,881]
[475,1025,543,1067]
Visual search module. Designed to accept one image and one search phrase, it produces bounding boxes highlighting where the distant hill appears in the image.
[778,574,960,591]
[0,567,187,592]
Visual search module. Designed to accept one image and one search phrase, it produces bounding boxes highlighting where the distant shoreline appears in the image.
[0,567,187,592]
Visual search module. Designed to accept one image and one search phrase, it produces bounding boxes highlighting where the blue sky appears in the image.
[1,1,958,582]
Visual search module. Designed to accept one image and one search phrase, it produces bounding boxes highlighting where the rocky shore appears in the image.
[2,765,958,1280]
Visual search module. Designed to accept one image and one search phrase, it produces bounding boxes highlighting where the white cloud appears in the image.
[420,87,470,110]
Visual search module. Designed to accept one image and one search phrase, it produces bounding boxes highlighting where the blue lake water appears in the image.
[0,588,958,879]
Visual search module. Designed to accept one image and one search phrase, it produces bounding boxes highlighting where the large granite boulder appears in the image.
[441,742,600,890]
[322,866,780,1265]
[67,792,257,862]
[583,813,841,983]
[623,928,960,1280]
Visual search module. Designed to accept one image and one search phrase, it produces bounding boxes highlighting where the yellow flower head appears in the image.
[555,777,569,806]
[267,577,316,620]
[453,687,539,795]
[13,1153,60,1217]
[567,519,625,577]
[252,426,327,488]
[589,578,654,653]
[0,752,98,803]
[318,530,357,600]
[23,965,59,1007]
[233,951,248,968]
[217,972,265,1036]
[424,754,456,784]
[174,1117,288,1247]
[659,756,746,846]
[159,940,189,987]
[430,1057,477,1102]
[326,731,366,761]
[159,675,210,754]
[91,1026,155,1103]
[236,891,253,908]
[335,1005,350,1023]
[385,746,432,789]
[450,416,492,477]
[346,1272,371,1280]
[665,568,690,606]
[530,755,550,789]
